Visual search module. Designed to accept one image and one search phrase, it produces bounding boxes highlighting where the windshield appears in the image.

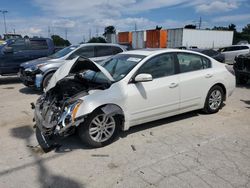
[49,45,79,59]
[82,54,146,83]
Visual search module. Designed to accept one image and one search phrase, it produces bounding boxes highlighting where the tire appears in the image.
[203,85,224,114]
[35,127,53,152]
[78,110,120,148]
[42,72,54,90]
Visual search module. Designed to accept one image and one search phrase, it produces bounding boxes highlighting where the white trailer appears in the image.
[167,28,234,49]
[106,34,117,44]
[132,31,146,49]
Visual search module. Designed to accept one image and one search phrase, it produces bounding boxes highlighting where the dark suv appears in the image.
[0,38,54,75]
[234,53,250,84]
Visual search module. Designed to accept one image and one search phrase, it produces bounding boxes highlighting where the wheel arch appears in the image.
[79,103,126,130]
[213,83,227,101]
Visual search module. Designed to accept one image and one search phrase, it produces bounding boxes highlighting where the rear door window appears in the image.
[111,46,123,55]
[29,40,48,50]
[95,46,113,57]
[67,46,94,59]
[177,53,211,73]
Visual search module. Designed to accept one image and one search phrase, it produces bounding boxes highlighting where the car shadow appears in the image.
[19,87,43,95]
[6,125,85,188]
[240,99,250,109]
[0,76,21,85]
[30,110,200,153]
[120,111,199,138]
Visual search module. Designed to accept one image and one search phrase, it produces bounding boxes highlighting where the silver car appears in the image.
[19,43,127,90]
[218,45,250,64]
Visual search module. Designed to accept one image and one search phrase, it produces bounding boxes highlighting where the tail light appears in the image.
[225,65,235,76]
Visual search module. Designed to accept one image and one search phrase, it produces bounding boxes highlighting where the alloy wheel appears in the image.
[89,114,115,143]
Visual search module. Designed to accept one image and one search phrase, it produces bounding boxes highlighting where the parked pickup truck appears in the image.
[0,38,54,75]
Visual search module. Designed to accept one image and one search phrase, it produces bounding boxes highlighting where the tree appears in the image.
[184,24,196,29]
[103,26,116,37]
[228,24,236,31]
[242,24,250,34]
[155,25,162,30]
[88,37,106,43]
[51,35,71,46]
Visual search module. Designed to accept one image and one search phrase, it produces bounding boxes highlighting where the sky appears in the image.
[0,0,250,44]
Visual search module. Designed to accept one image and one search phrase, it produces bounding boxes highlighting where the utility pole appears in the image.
[134,22,137,31]
[65,28,68,40]
[198,17,202,29]
[0,10,8,34]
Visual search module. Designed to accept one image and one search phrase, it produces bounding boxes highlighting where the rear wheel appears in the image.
[42,72,54,90]
[203,85,224,114]
[78,110,120,148]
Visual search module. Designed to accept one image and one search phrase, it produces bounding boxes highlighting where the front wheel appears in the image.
[203,85,224,114]
[35,127,53,151]
[78,110,120,148]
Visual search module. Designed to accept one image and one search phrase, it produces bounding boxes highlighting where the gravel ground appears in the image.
[0,76,250,188]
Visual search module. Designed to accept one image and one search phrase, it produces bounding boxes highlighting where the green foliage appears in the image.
[184,24,196,29]
[88,37,107,43]
[51,35,71,46]
[103,26,116,37]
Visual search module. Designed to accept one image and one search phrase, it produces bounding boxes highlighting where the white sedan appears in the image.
[34,49,235,148]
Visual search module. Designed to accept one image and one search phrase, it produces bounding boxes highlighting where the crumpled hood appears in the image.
[20,57,52,69]
[46,56,114,92]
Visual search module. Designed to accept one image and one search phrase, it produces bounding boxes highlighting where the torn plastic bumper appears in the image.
[34,99,84,137]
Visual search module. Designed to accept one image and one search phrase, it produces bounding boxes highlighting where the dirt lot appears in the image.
[0,76,250,188]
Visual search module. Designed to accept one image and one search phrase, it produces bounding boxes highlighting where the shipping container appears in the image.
[118,32,132,44]
[132,31,146,49]
[167,28,234,49]
[106,34,117,44]
[146,29,167,48]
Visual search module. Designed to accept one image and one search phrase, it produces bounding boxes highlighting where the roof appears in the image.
[121,48,199,56]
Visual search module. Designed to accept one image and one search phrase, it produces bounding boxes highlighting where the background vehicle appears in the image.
[34,49,235,149]
[0,38,54,75]
[218,45,250,64]
[234,53,250,84]
[3,33,22,40]
[192,49,225,63]
[20,43,126,90]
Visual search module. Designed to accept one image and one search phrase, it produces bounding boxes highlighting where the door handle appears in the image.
[169,83,178,88]
[205,74,213,78]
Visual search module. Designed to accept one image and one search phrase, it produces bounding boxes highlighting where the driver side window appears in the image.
[137,53,176,79]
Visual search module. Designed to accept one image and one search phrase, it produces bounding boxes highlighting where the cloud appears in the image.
[196,1,239,14]
[212,13,250,23]
[29,27,42,34]
[3,0,245,44]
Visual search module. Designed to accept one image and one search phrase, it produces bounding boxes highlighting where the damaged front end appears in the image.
[33,57,114,149]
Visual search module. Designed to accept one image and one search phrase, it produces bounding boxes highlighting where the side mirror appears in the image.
[134,73,153,83]
[4,46,13,54]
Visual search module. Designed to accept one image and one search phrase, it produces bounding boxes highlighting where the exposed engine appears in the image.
[35,73,110,138]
